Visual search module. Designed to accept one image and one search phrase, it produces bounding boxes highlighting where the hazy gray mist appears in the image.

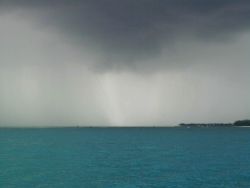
[0,0,249,126]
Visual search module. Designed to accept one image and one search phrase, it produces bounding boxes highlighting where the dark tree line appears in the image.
[233,120,250,126]
[179,120,250,127]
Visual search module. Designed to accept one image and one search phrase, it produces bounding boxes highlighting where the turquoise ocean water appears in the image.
[1,127,250,187]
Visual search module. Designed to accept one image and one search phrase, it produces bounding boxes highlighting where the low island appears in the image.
[233,120,250,127]
[180,120,250,127]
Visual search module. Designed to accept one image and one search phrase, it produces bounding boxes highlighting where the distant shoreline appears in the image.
[180,120,250,128]
[0,125,249,129]
[0,120,249,129]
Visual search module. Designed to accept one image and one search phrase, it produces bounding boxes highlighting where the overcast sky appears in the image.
[0,0,249,127]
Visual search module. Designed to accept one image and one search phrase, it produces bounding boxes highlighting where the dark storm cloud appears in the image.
[1,0,250,70]
[1,0,250,127]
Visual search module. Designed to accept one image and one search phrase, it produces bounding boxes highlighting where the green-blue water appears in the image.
[1,127,250,187]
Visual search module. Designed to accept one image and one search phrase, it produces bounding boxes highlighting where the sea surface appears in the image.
[1,127,250,188]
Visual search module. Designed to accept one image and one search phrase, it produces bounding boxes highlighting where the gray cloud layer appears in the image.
[0,1,249,126]
[1,0,250,71]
